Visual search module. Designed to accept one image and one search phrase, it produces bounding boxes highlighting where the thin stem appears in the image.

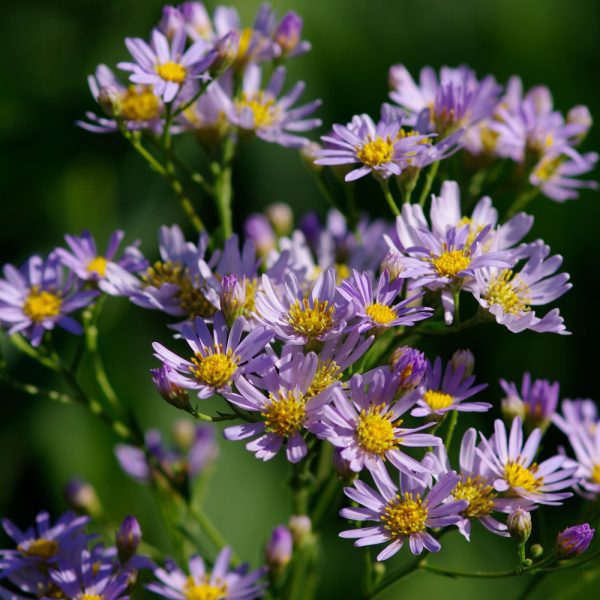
[420,562,521,578]
[517,573,545,600]
[378,178,400,217]
[0,376,76,406]
[311,473,341,528]
[503,187,540,221]
[444,410,459,452]
[418,161,440,207]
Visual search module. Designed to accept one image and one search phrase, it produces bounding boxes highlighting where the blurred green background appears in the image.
[1,0,599,597]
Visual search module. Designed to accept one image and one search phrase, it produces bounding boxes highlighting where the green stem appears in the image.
[418,161,440,207]
[420,562,521,578]
[213,136,236,240]
[503,187,540,221]
[311,473,341,528]
[444,410,459,451]
[517,573,544,600]
[378,178,400,217]
[368,556,422,598]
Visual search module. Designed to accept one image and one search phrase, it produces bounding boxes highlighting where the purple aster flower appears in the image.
[339,469,467,560]
[338,270,433,332]
[389,346,428,392]
[556,524,595,559]
[147,547,265,599]
[118,28,216,103]
[476,417,578,507]
[226,63,321,148]
[54,230,147,294]
[423,428,510,540]
[0,255,98,346]
[223,352,334,463]
[255,268,350,346]
[319,368,440,480]
[389,64,501,137]
[77,64,164,133]
[471,240,571,334]
[152,312,273,399]
[315,105,431,181]
[500,373,560,431]
[553,399,598,437]
[180,2,214,42]
[411,356,490,418]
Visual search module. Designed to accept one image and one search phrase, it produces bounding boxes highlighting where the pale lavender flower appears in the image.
[118,28,216,102]
[315,106,430,181]
[0,255,98,346]
[339,469,467,560]
[553,399,598,437]
[411,356,490,418]
[147,548,265,599]
[556,524,595,558]
[476,417,578,507]
[471,241,571,334]
[338,270,432,332]
[152,312,273,399]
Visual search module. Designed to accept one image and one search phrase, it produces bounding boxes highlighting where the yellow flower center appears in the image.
[155,61,187,83]
[423,390,454,410]
[456,216,485,248]
[142,261,216,319]
[356,404,398,456]
[366,303,397,325]
[18,538,59,559]
[306,360,341,399]
[190,347,238,388]
[335,263,350,283]
[431,249,471,278]
[534,156,562,181]
[288,298,335,339]
[82,595,102,600]
[504,461,543,492]
[87,256,108,277]
[243,277,258,317]
[480,125,500,154]
[120,85,161,121]
[591,464,600,485]
[236,27,254,61]
[262,391,306,438]
[452,476,496,519]
[23,288,62,322]
[484,270,530,315]
[184,576,228,600]
[381,492,429,537]
[356,136,394,167]
[236,92,278,128]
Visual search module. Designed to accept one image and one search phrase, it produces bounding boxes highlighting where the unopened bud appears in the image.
[507,508,532,544]
[151,366,190,410]
[266,203,294,237]
[244,214,276,258]
[501,395,526,422]
[274,12,303,56]
[530,543,544,558]
[159,6,185,39]
[567,105,592,144]
[64,478,102,517]
[556,523,595,559]
[288,515,312,547]
[210,31,240,76]
[116,516,142,563]
[390,346,427,392]
[181,2,213,40]
[450,349,475,379]
[220,274,246,325]
[300,141,324,173]
[380,248,404,281]
[98,86,121,117]
[171,419,196,450]
[265,526,293,576]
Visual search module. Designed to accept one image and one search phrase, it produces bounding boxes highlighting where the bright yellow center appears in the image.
[452,476,496,519]
[534,156,562,181]
[480,125,500,153]
[504,461,542,492]
[243,277,258,317]
[190,348,238,388]
[120,86,161,121]
[356,136,394,167]
[82,595,102,600]
[591,464,600,485]
[381,492,428,537]
[306,360,341,399]
[262,391,306,438]
[18,538,59,559]
[87,256,108,277]
[484,270,530,315]
[366,303,397,325]
[236,27,254,61]
[356,404,398,456]
[23,288,62,322]
[431,249,471,278]
[155,61,187,83]
[288,298,335,339]
[143,261,216,318]
[335,263,351,283]
[184,576,227,600]
[236,92,278,128]
[423,390,454,410]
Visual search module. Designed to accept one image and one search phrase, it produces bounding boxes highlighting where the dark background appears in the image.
[0,0,598,597]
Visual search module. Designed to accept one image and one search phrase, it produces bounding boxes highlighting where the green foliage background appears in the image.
[0,0,599,597]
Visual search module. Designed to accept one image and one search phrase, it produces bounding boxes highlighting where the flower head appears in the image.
[389,346,428,392]
[556,524,595,559]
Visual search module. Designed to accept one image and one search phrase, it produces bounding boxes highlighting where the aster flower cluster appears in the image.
[1,3,599,600]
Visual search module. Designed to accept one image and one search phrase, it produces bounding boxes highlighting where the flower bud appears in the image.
[274,12,303,56]
[450,349,475,380]
[332,448,354,480]
[380,248,404,281]
[210,31,240,77]
[159,6,185,39]
[151,366,190,411]
[220,274,246,325]
[64,478,102,517]
[98,86,121,117]
[181,2,213,40]
[530,543,544,558]
[507,508,532,544]
[299,212,321,249]
[265,526,293,575]
[244,214,276,258]
[567,105,592,144]
[389,346,427,392]
[171,419,196,450]
[300,142,324,173]
[556,523,595,559]
[116,516,142,563]
[501,395,526,423]
[288,515,312,547]
[266,203,294,237]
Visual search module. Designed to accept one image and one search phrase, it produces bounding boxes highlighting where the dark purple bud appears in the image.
[274,12,303,55]
[64,477,102,516]
[116,516,142,562]
[556,523,595,559]
[266,525,293,575]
